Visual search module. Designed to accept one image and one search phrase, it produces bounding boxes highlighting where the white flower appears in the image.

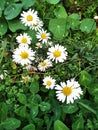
[35,42,42,49]
[0,70,7,80]
[16,33,32,46]
[20,9,39,26]
[38,59,52,71]
[55,79,83,104]
[30,19,43,31]
[94,16,98,20]
[43,76,56,89]
[25,64,37,72]
[12,46,35,66]
[22,76,30,83]
[36,29,51,44]
[47,44,68,63]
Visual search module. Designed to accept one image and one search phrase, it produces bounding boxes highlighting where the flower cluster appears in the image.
[12,9,83,104]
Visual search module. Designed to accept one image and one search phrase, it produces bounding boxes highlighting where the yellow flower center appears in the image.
[41,33,47,39]
[41,61,47,66]
[20,52,29,59]
[62,86,72,96]
[46,81,52,86]
[21,37,27,44]
[26,15,33,21]
[53,50,61,58]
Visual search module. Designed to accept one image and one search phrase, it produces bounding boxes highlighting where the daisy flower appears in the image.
[12,46,35,66]
[16,33,32,46]
[43,76,56,89]
[30,19,43,31]
[55,79,83,104]
[25,64,37,72]
[36,29,51,44]
[0,70,7,80]
[35,42,42,49]
[47,44,68,63]
[20,9,39,26]
[22,76,30,83]
[38,59,52,71]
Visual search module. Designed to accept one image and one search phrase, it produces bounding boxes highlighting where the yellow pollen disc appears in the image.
[46,81,52,86]
[53,50,61,58]
[21,37,27,44]
[41,61,47,66]
[41,33,47,39]
[26,15,33,21]
[62,86,72,96]
[20,52,29,59]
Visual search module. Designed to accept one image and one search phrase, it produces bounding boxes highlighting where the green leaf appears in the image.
[63,104,78,114]
[88,83,98,96]
[0,0,5,17]
[79,70,92,86]
[72,113,84,130]
[54,5,67,18]
[0,19,8,35]
[0,102,8,122]
[17,93,27,104]
[80,18,96,33]
[22,124,35,130]
[54,120,70,130]
[39,102,51,112]
[69,13,81,20]
[46,0,60,4]
[30,79,39,94]
[49,18,68,39]
[30,106,38,118]
[21,0,36,9]
[4,3,22,20]
[2,118,21,130]
[8,19,27,32]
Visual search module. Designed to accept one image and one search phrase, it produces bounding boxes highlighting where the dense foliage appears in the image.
[0,0,98,130]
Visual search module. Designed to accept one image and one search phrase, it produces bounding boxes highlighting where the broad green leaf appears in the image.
[49,18,68,39]
[8,19,27,32]
[88,83,98,96]
[72,114,84,130]
[46,0,60,4]
[80,18,96,33]
[22,124,35,130]
[54,5,67,18]
[17,93,27,104]
[21,0,36,9]
[30,79,39,94]
[0,0,5,17]
[69,13,81,20]
[15,106,28,118]
[2,118,21,130]
[54,120,70,130]
[30,106,38,118]
[0,102,8,122]
[69,18,80,30]
[4,3,22,20]
[79,70,92,86]
[0,19,8,35]
[39,102,51,112]
[63,104,78,114]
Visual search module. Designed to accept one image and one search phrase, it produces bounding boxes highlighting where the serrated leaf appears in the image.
[49,18,68,39]
[4,3,22,20]
[0,19,8,35]
[8,19,27,32]
[54,5,67,18]
[79,70,92,86]
[22,124,35,130]
[54,120,70,130]
[39,102,50,112]
[30,79,39,94]
[21,0,36,9]
[63,104,78,114]
[80,18,96,33]
[17,93,27,104]
[46,0,60,4]
[2,118,21,130]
